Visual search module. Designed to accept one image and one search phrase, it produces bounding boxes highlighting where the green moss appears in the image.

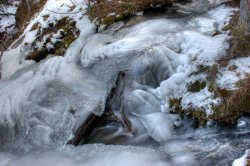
[54,22,76,55]
[64,35,75,46]
[54,34,76,55]
[27,17,77,61]
[115,14,126,20]
[39,0,47,4]
[0,0,8,4]
[86,6,96,20]
[87,2,138,27]
[100,13,128,25]
[101,16,115,25]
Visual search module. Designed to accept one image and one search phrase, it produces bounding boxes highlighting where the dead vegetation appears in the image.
[87,0,190,26]
[0,0,48,54]
[210,0,250,124]
[15,0,48,31]
[223,11,250,58]
[168,0,250,126]
[212,76,250,124]
[170,64,249,126]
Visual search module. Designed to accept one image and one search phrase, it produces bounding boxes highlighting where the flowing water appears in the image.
[0,2,249,166]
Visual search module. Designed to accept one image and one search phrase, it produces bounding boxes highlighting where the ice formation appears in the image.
[1,0,249,165]
[0,0,238,150]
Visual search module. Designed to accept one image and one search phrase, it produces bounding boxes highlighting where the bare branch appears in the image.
[46,8,86,14]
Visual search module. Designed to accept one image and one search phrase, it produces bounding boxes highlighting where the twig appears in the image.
[46,8,86,14]
[25,0,31,15]
[0,34,10,61]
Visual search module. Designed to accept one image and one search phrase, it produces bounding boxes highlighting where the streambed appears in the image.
[0,2,249,166]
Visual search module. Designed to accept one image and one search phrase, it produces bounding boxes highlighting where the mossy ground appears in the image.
[0,0,8,4]
[87,2,138,26]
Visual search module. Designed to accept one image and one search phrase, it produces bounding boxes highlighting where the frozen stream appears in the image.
[0,1,249,166]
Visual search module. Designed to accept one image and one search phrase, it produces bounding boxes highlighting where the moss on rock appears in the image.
[26,17,78,62]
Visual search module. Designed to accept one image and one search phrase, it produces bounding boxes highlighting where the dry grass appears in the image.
[87,0,187,25]
[212,76,250,124]
[209,2,250,124]
[223,11,250,58]
[170,75,250,126]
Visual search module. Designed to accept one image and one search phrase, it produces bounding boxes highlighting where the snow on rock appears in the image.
[0,0,20,33]
[139,112,181,142]
[233,150,250,166]
[181,87,221,115]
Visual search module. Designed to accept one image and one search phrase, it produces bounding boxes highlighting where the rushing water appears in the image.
[0,2,249,166]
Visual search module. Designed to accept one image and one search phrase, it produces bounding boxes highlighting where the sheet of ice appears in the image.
[0,58,107,150]
[139,112,181,142]
[187,17,217,35]
[0,145,169,166]
[174,0,231,13]
[0,0,101,150]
